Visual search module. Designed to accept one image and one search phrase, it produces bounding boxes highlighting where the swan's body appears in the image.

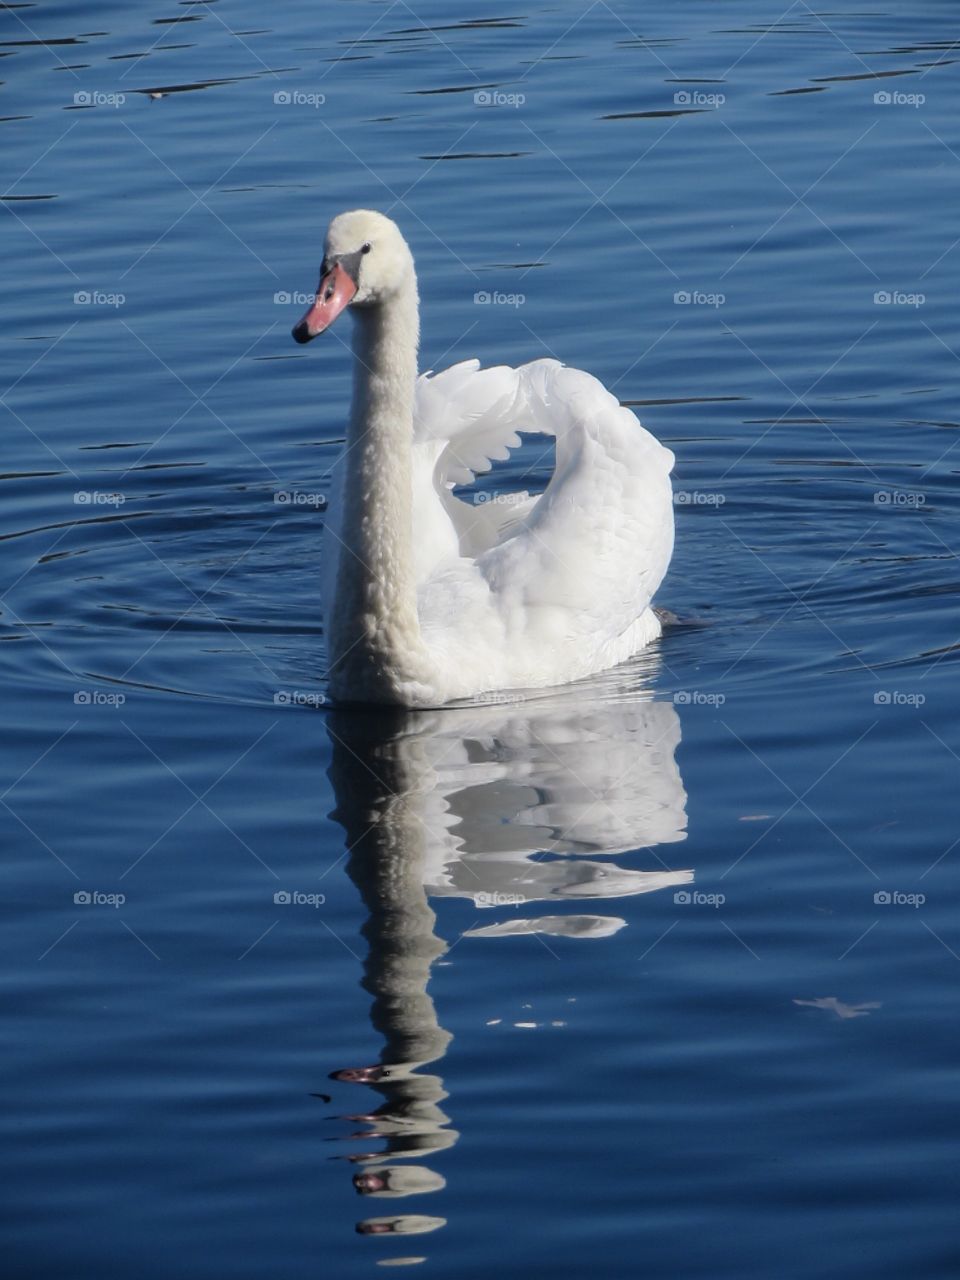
[293,210,675,708]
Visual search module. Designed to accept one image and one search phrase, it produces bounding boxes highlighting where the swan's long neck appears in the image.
[328,278,429,702]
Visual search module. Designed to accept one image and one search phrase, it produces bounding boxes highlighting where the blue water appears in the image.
[3,3,959,1276]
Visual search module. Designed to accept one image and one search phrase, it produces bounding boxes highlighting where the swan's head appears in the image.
[292,210,414,344]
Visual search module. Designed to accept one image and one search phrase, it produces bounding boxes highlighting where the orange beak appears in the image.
[292,262,358,343]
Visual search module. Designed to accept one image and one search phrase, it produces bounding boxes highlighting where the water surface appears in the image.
[2,3,960,1277]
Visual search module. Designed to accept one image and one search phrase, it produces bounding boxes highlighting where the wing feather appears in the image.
[412,358,674,654]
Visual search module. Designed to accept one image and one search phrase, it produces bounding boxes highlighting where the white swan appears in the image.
[292,209,675,707]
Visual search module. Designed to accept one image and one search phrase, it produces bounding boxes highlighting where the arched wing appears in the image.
[414,358,675,645]
[412,359,536,560]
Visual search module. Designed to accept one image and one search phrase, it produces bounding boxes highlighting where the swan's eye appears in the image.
[361,242,372,254]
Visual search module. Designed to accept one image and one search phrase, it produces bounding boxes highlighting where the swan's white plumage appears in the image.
[302,210,675,707]
[403,357,675,701]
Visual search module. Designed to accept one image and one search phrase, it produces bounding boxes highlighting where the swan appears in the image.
[292,209,675,707]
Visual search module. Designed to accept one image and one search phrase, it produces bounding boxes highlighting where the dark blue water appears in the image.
[3,3,959,1277]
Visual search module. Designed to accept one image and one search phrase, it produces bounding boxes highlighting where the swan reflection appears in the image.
[326,675,690,1243]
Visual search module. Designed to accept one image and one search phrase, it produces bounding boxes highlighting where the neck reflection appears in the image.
[326,669,690,1245]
